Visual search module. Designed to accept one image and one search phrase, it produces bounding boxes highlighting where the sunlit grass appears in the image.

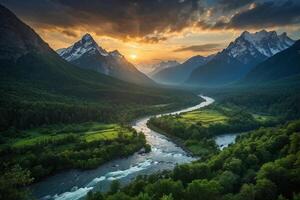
[180,109,228,126]
[10,122,134,148]
[84,126,133,142]
[12,134,70,148]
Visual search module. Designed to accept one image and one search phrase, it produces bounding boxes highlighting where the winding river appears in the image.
[31,95,236,200]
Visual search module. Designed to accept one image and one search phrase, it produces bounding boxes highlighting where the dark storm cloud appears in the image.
[0,0,203,42]
[227,1,300,29]
[199,0,300,30]
[217,0,254,11]
[174,43,222,52]
[1,0,300,42]
[0,0,75,27]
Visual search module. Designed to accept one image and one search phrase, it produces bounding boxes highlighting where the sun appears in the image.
[130,54,137,60]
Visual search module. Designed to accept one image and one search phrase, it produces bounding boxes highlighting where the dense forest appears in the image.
[204,86,300,122]
[0,78,199,131]
[85,119,300,200]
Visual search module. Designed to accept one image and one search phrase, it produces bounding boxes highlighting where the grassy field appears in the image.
[84,126,132,142]
[178,105,276,128]
[10,122,132,149]
[179,109,228,127]
[0,122,146,181]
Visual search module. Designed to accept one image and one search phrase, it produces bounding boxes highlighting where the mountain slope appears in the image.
[0,4,198,131]
[152,55,213,84]
[57,34,153,85]
[149,60,180,76]
[241,40,300,84]
[186,30,295,86]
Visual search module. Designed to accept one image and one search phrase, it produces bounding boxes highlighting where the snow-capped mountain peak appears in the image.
[82,33,93,41]
[57,33,108,61]
[225,30,295,64]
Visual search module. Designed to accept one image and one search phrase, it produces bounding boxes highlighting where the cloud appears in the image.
[217,0,254,11]
[227,1,300,29]
[199,1,300,30]
[139,35,167,44]
[0,0,203,43]
[174,43,222,52]
[1,0,300,44]
[61,30,78,38]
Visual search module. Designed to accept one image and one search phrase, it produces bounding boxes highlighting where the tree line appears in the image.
[86,119,300,200]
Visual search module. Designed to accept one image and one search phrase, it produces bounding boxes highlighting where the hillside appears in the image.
[241,40,300,84]
[0,5,198,131]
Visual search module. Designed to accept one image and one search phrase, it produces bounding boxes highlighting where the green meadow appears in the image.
[0,122,147,181]
[179,109,228,127]
[148,104,277,156]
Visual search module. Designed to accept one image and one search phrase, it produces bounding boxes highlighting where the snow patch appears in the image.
[225,30,295,63]
[57,33,108,61]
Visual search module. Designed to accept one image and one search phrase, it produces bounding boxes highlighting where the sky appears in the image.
[1,0,300,67]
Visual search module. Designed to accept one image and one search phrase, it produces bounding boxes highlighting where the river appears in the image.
[31,95,236,200]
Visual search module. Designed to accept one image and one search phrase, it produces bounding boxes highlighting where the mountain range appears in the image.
[186,30,295,86]
[152,55,214,84]
[148,60,180,76]
[57,34,153,85]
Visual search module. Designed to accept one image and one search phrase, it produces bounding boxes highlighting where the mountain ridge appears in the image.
[149,60,180,76]
[240,39,300,85]
[152,55,214,84]
[57,34,153,85]
[186,30,295,86]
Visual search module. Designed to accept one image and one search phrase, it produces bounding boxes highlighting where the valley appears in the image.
[0,2,299,200]
[29,95,213,200]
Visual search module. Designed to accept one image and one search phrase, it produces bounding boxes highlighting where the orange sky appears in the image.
[36,26,300,66]
[2,0,299,67]
[35,27,230,64]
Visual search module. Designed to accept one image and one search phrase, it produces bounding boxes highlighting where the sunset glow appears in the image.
[2,0,299,67]
[130,54,137,60]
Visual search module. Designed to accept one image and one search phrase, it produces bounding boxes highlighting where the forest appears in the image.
[85,119,300,200]
[205,86,300,122]
[0,79,199,131]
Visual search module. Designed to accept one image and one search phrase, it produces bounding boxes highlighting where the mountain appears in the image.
[152,55,214,84]
[241,40,300,85]
[186,30,295,86]
[0,6,126,92]
[0,4,197,130]
[57,34,153,85]
[226,30,294,64]
[149,60,180,76]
